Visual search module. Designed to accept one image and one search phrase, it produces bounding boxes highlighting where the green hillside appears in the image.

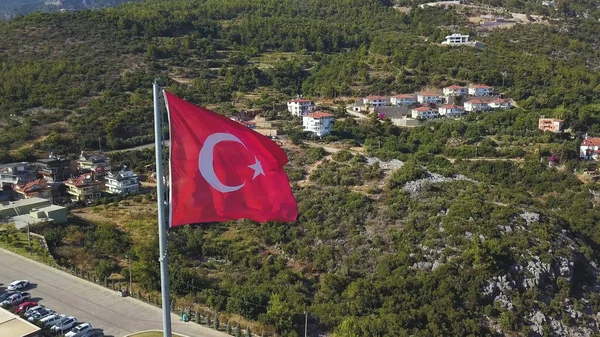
[2,0,600,336]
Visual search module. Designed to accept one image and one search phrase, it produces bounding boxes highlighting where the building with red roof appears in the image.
[14,179,53,202]
[538,118,563,133]
[443,85,467,97]
[303,112,335,137]
[464,99,491,112]
[438,104,465,117]
[390,94,416,106]
[287,96,313,116]
[65,174,101,202]
[468,84,493,96]
[411,106,439,119]
[581,135,600,160]
[417,92,442,104]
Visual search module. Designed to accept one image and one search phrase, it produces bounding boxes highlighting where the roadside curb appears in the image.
[123,330,191,337]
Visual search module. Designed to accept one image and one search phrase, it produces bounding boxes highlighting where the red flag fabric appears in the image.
[164,91,298,226]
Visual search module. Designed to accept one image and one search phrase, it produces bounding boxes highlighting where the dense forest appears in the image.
[2,0,600,336]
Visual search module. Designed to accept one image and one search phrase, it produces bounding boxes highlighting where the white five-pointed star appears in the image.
[248,156,265,180]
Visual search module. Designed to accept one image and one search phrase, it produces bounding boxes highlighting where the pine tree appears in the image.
[246,326,251,337]
[236,324,242,337]
[227,322,232,334]
[214,316,220,330]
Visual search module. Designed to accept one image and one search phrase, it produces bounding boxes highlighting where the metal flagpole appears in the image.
[153,81,172,337]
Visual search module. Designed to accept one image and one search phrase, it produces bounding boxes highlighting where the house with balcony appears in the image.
[36,153,72,182]
[362,96,387,108]
[538,118,564,133]
[464,99,490,112]
[468,84,493,96]
[65,174,101,202]
[303,112,335,137]
[489,99,512,109]
[77,152,111,177]
[443,85,467,97]
[417,92,441,104]
[105,166,140,195]
[438,104,465,117]
[13,179,53,202]
[0,162,37,186]
[390,94,416,106]
[287,97,313,117]
[441,34,470,45]
[411,106,439,119]
[581,136,600,160]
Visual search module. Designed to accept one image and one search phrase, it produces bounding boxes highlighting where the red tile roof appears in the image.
[15,179,50,193]
[539,118,564,122]
[491,99,510,104]
[365,95,386,100]
[393,94,415,99]
[304,112,335,119]
[413,106,434,112]
[66,174,99,187]
[440,104,464,109]
[289,99,312,103]
[445,85,465,90]
[582,137,600,147]
[419,92,439,96]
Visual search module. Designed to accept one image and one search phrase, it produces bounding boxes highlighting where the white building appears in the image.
[411,106,439,119]
[438,104,465,117]
[443,85,467,97]
[442,34,470,45]
[362,96,387,107]
[417,92,441,104]
[581,136,600,160]
[303,112,335,137]
[390,94,416,106]
[464,99,490,112]
[105,166,139,195]
[489,99,512,109]
[77,152,111,176]
[468,84,493,96]
[287,98,313,117]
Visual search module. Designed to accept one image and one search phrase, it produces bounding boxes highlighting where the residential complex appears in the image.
[14,179,53,202]
[362,96,387,107]
[65,174,102,202]
[287,97,313,117]
[105,166,140,195]
[438,104,465,117]
[303,112,335,137]
[468,84,493,96]
[0,162,37,185]
[412,106,439,119]
[443,85,466,97]
[77,152,112,176]
[580,136,600,160]
[36,153,72,182]
[464,99,491,112]
[538,118,564,133]
[417,92,441,104]
[390,95,416,106]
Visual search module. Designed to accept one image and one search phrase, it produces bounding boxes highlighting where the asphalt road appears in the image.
[0,249,226,337]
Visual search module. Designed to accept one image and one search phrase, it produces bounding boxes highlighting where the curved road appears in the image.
[0,249,226,337]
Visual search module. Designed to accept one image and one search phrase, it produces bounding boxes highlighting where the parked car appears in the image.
[40,314,66,328]
[15,301,38,314]
[66,323,93,337]
[0,291,17,302]
[51,316,78,334]
[0,292,30,306]
[23,305,43,318]
[82,330,104,337]
[7,280,29,291]
[27,307,54,322]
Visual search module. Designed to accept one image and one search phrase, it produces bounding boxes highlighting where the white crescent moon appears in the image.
[198,133,247,193]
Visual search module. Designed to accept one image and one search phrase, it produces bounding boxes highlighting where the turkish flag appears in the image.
[164,91,298,226]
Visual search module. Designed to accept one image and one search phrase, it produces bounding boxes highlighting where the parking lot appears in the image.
[0,249,227,337]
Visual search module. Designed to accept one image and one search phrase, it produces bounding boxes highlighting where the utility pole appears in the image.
[304,312,308,337]
[26,222,31,255]
[126,254,132,294]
